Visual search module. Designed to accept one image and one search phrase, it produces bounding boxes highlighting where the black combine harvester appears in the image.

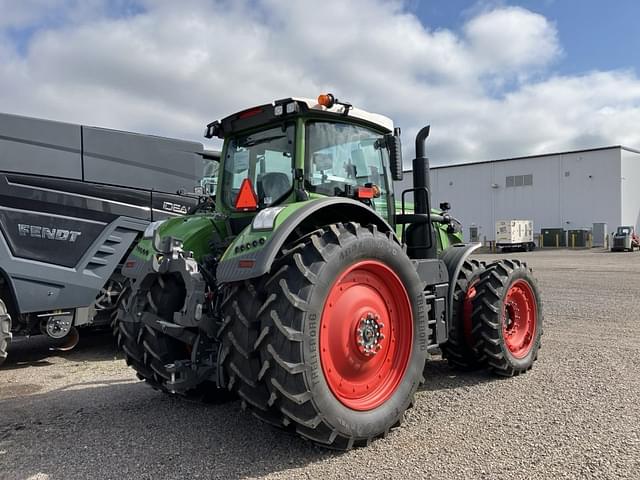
[0,112,218,365]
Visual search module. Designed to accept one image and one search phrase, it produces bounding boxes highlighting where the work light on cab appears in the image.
[317,93,352,112]
[274,101,299,116]
[317,93,336,108]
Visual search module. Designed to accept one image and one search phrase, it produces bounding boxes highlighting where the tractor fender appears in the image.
[216,197,396,283]
[439,242,482,323]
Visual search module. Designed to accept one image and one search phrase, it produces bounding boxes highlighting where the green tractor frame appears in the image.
[116,94,543,450]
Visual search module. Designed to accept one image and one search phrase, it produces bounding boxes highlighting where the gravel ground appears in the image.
[1,249,639,480]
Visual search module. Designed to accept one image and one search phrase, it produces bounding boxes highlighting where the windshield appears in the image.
[222,124,295,209]
[305,121,389,214]
[618,227,632,235]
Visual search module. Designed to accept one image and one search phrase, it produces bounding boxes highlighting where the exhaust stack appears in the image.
[413,125,431,215]
[410,125,436,259]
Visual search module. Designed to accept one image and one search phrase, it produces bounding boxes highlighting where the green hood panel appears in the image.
[129,215,220,263]
[220,200,316,261]
[156,215,218,261]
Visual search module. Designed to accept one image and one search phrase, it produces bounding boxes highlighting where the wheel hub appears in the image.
[44,314,73,339]
[356,313,385,356]
[505,305,516,330]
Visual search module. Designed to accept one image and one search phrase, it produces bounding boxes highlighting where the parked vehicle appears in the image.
[496,220,535,252]
[116,94,543,449]
[611,226,640,252]
[0,112,218,366]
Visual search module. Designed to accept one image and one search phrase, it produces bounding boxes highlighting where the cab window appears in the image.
[222,124,295,208]
[305,121,389,214]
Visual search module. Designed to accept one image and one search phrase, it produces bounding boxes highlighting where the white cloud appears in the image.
[464,6,561,74]
[0,0,639,166]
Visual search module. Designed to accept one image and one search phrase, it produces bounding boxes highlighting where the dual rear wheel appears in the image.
[443,258,543,376]
[472,260,542,376]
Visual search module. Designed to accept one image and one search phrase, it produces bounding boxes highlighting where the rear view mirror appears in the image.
[385,129,403,181]
[204,121,221,139]
[200,177,217,195]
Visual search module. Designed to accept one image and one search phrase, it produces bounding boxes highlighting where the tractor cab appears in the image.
[204,94,460,258]
[206,96,396,218]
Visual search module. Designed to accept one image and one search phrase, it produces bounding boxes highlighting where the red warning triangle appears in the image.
[235,178,259,211]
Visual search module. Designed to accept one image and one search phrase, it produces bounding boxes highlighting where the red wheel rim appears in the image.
[462,280,479,346]
[319,260,413,411]
[502,279,537,358]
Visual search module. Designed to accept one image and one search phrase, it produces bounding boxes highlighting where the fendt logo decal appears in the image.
[18,224,82,242]
[162,201,188,214]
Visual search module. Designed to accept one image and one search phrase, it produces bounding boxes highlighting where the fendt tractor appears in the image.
[116,94,543,450]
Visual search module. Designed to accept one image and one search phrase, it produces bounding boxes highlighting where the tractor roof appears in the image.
[207,96,394,139]
[290,97,394,132]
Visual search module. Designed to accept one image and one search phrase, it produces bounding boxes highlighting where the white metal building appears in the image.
[396,146,640,243]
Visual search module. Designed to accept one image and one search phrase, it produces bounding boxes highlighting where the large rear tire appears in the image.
[440,259,486,370]
[0,300,11,367]
[472,259,543,376]
[252,223,427,449]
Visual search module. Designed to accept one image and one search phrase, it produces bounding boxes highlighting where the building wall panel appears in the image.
[396,147,625,242]
[621,149,640,231]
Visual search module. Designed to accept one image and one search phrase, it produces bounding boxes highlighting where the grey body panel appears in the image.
[1,216,144,313]
[0,111,218,195]
[83,126,208,193]
[0,113,82,179]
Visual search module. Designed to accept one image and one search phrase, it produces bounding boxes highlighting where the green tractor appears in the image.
[116,94,542,449]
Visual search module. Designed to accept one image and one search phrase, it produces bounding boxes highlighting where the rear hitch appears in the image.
[140,312,198,345]
[164,335,225,393]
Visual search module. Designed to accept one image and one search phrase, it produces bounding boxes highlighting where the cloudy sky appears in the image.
[1,0,640,166]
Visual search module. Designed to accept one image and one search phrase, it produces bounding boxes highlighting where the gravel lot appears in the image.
[1,249,639,480]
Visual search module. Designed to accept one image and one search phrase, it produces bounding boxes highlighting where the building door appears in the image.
[469,226,479,242]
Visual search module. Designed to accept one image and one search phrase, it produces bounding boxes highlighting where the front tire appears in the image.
[218,280,284,426]
[472,260,543,376]
[116,275,219,398]
[254,223,428,449]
